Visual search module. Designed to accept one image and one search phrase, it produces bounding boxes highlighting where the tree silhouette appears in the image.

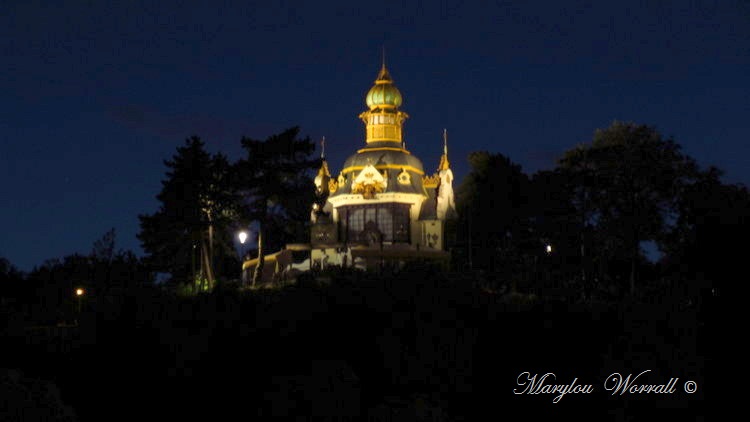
[138,137,239,289]
[530,169,586,289]
[18,229,153,322]
[558,122,700,293]
[662,166,749,296]
[92,228,116,262]
[0,256,24,304]
[235,127,318,286]
[455,152,534,282]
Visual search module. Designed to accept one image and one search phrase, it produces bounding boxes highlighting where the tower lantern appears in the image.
[360,62,409,144]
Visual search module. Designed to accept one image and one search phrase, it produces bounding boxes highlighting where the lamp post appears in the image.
[75,288,84,325]
[238,230,248,257]
[544,244,553,287]
[192,242,197,285]
[238,230,248,284]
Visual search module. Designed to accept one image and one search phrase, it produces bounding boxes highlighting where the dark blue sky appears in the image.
[2,1,749,271]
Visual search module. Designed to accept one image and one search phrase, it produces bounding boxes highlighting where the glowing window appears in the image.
[340,204,410,243]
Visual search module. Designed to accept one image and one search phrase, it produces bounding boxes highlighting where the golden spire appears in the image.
[375,46,392,84]
[438,128,450,171]
[443,128,448,155]
[317,136,330,178]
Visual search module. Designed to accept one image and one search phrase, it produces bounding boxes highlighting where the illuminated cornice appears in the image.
[357,147,411,154]
[342,164,424,175]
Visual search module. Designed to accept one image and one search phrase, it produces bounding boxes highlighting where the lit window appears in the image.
[340,204,410,243]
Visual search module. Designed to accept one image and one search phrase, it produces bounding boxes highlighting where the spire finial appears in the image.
[374,46,393,83]
[443,128,448,155]
[321,136,326,159]
[438,129,450,171]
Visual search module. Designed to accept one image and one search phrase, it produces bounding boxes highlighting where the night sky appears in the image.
[2,1,748,271]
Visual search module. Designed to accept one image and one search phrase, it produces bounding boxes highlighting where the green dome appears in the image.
[366,83,402,108]
[365,65,403,109]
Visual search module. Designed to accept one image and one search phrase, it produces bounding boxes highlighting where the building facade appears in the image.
[309,62,456,270]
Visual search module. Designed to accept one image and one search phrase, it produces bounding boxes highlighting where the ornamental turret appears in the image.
[312,137,332,223]
[359,61,409,144]
[436,129,456,220]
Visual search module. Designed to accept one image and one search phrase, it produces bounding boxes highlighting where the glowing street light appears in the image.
[546,244,552,254]
[74,287,85,324]
[237,230,251,267]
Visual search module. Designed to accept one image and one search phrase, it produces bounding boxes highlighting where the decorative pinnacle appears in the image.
[375,46,393,83]
[321,136,326,159]
[443,128,448,155]
[438,129,450,171]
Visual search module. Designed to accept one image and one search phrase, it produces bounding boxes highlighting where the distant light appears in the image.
[238,231,248,244]
[546,244,552,254]
[75,288,84,296]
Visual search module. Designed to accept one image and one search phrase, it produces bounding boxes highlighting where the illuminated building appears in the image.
[308,61,456,269]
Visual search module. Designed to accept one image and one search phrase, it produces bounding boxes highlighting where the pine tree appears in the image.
[235,127,318,286]
[138,137,239,289]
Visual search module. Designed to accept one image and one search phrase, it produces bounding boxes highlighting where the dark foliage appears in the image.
[235,126,319,284]
[2,268,708,421]
[1,257,25,302]
[557,122,702,292]
[138,137,241,287]
[235,126,319,250]
[4,230,153,326]
[455,151,535,278]
[454,121,740,302]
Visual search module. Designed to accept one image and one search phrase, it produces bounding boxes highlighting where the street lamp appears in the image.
[75,287,84,325]
[543,244,553,286]
[237,230,250,285]
[238,230,249,258]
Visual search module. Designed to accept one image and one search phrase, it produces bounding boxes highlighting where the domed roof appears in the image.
[365,65,403,109]
[343,143,424,172]
[332,143,426,197]
[328,60,425,199]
